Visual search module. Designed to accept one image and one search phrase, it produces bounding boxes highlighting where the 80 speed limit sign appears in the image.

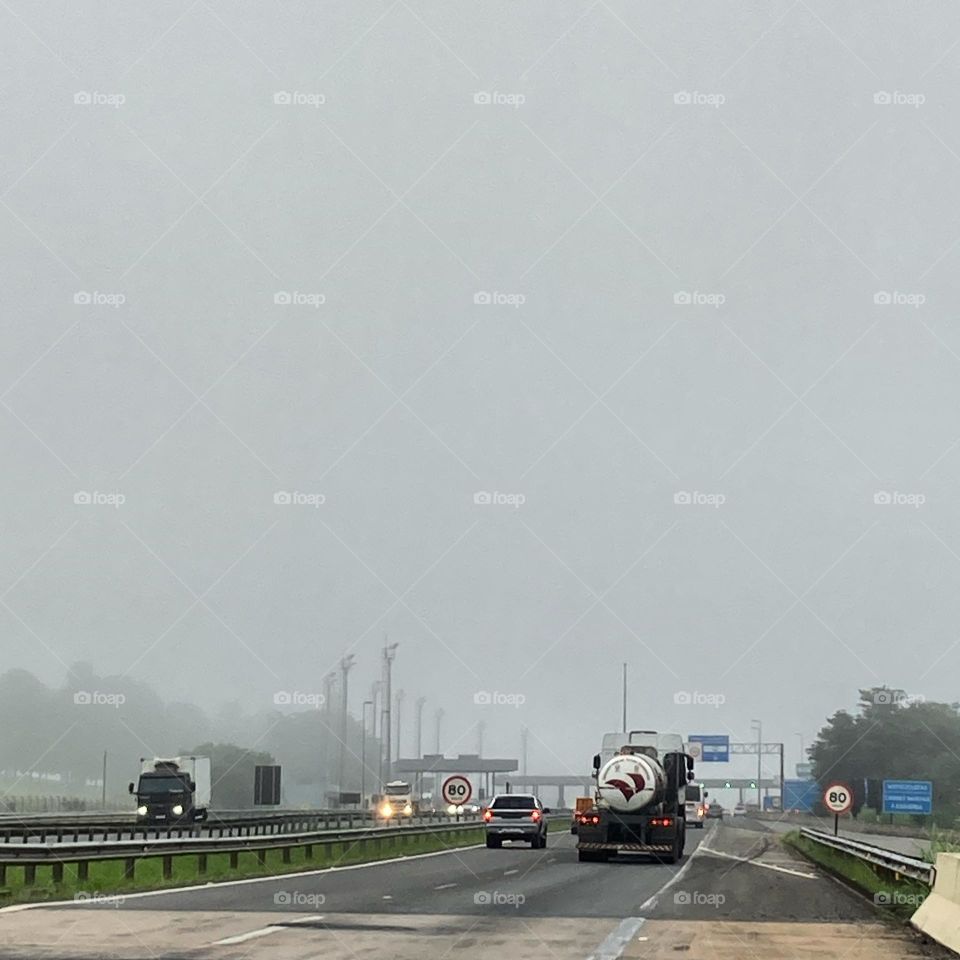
[823,782,853,815]
[441,775,472,806]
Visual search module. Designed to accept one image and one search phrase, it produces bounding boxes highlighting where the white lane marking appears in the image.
[382,895,393,900]
[586,917,645,960]
[637,821,718,913]
[502,869,519,876]
[213,913,323,943]
[1,843,485,912]
[697,846,817,878]
[214,927,282,946]
[434,882,458,889]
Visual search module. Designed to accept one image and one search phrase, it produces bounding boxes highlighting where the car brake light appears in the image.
[483,809,492,821]
[531,809,541,822]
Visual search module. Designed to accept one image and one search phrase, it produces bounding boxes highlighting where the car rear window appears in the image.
[491,796,536,809]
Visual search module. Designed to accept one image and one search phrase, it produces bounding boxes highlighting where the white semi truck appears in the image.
[575,730,695,863]
[129,756,211,823]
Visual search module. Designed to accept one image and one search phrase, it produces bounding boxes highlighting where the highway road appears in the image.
[0,818,946,959]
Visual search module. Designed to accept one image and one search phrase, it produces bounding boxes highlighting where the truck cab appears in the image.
[378,780,416,818]
[129,757,210,823]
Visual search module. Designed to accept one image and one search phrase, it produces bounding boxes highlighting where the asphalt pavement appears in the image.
[0,818,947,959]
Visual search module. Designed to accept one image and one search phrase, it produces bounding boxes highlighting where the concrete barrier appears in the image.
[911,853,960,952]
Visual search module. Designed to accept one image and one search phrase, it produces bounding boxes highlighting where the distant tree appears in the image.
[187,742,275,809]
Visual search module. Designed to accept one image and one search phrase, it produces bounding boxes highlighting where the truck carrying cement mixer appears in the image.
[575,730,695,863]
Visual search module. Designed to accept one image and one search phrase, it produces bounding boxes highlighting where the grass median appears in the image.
[783,830,929,920]
[0,824,486,907]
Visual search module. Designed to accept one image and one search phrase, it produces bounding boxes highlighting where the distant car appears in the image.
[483,794,549,848]
[706,803,723,819]
[733,803,747,817]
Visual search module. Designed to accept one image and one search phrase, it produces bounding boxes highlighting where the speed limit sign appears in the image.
[823,782,853,815]
[442,775,472,806]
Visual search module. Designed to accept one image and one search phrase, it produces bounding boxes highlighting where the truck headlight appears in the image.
[137,805,148,816]
[172,804,184,815]
[380,803,392,817]
[403,804,413,815]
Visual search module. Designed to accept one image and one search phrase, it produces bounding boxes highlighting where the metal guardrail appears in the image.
[799,827,934,885]
[0,818,486,887]
[0,808,458,844]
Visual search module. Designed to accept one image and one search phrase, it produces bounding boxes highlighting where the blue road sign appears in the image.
[882,779,932,814]
[688,734,730,762]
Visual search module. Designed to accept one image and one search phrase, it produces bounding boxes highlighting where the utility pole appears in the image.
[338,655,355,797]
[435,707,444,753]
[382,640,399,782]
[395,688,405,763]
[476,719,486,757]
[371,680,383,788]
[520,726,529,780]
[621,662,627,733]
[751,719,762,810]
[414,696,426,797]
[101,751,107,809]
[361,699,373,806]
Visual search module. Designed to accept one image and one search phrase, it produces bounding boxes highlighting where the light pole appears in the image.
[414,696,426,797]
[338,655,355,797]
[371,680,383,788]
[476,719,486,756]
[621,663,627,733]
[382,640,399,781]
[521,726,529,782]
[395,688,405,764]
[361,699,373,806]
[795,732,805,762]
[435,707,444,753]
[751,719,762,810]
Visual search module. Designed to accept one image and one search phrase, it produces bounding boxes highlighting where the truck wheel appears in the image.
[486,836,502,849]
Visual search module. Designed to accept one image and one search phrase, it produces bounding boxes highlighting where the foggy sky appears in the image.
[4,1,960,792]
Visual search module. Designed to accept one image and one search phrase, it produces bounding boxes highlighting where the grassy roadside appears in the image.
[783,830,929,920]
[0,825,486,907]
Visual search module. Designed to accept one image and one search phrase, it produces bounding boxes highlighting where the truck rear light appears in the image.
[650,817,672,827]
